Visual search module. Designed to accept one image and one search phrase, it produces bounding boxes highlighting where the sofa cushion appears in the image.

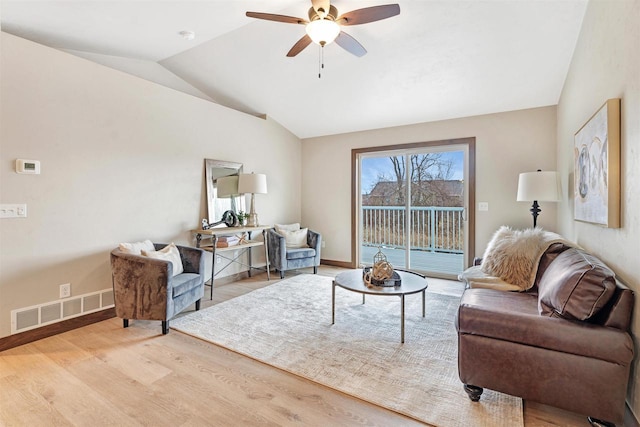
[538,248,616,321]
[286,247,316,260]
[172,273,202,298]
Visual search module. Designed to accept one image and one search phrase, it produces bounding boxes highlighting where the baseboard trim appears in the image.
[0,307,115,352]
[321,259,354,269]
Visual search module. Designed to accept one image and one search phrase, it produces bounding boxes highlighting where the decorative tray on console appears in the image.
[362,267,402,288]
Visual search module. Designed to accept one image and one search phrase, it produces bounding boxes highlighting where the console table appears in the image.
[191,225,271,299]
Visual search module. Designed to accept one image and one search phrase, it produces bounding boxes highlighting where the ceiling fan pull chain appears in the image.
[318,44,326,79]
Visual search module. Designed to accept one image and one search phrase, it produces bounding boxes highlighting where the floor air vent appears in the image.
[11,288,114,334]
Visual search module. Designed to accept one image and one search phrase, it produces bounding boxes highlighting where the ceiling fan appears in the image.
[246,0,400,58]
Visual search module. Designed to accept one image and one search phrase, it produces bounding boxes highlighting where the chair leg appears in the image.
[123,319,129,328]
[162,320,169,335]
[195,299,201,311]
[313,266,318,274]
[280,270,285,279]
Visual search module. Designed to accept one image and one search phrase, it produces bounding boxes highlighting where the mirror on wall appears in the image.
[205,159,246,224]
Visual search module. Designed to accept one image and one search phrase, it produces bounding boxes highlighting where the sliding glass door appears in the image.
[355,139,474,279]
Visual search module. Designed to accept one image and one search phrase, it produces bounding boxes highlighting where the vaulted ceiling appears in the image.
[1,1,588,138]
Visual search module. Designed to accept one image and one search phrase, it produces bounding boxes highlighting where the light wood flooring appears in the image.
[0,266,591,426]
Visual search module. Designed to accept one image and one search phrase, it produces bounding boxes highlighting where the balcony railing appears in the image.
[362,206,464,254]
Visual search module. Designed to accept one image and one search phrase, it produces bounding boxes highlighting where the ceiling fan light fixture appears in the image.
[305,19,340,46]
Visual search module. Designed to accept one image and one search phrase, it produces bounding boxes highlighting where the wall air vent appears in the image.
[10,288,114,334]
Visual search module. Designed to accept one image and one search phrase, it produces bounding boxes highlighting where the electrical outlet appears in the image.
[216,256,222,264]
[478,202,489,211]
[59,283,71,299]
[321,240,326,248]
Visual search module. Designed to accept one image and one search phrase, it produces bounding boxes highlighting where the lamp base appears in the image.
[530,200,541,228]
[246,212,258,227]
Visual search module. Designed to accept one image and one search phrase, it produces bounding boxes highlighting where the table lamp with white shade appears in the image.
[238,173,267,227]
[516,170,561,228]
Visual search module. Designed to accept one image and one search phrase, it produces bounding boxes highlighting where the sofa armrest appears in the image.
[267,229,287,270]
[110,249,172,319]
[177,245,205,274]
[307,229,322,266]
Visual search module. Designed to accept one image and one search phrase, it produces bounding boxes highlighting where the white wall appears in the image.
[556,0,640,416]
[0,33,302,338]
[301,106,558,263]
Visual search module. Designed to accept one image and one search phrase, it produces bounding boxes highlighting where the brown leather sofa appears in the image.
[456,245,634,426]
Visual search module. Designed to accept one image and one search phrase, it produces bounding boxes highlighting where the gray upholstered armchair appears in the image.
[267,227,322,279]
[110,243,205,334]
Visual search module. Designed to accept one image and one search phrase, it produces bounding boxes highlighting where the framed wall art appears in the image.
[574,98,621,228]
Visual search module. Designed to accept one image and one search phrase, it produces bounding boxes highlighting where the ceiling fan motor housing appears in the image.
[308,5,338,21]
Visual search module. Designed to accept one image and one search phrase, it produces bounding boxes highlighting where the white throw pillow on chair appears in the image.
[119,239,155,255]
[280,228,309,248]
[142,243,184,276]
[275,223,301,234]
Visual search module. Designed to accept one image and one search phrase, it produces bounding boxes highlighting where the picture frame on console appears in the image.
[573,98,621,228]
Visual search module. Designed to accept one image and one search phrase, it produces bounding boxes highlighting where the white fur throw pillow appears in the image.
[142,243,184,276]
[481,226,547,290]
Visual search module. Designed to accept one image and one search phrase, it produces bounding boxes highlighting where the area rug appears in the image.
[172,274,523,427]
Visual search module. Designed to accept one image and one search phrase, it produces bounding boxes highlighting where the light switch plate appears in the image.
[1,204,27,218]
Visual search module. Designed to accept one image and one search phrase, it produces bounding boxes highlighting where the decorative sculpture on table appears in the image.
[363,247,401,287]
[202,210,238,230]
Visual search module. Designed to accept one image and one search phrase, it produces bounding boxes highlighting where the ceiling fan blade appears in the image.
[335,31,367,57]
[311,0,331,17]
[337,4,400,26]
[287,35,313,57]
[246,11,307,25]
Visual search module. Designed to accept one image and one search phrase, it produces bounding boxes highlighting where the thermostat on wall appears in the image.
[16,159,40,174]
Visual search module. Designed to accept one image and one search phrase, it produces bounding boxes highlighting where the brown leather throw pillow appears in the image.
[537,248,616,320]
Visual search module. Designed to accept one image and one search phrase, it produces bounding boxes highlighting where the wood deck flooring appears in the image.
[361,245,464,277]
[0,266,590,426]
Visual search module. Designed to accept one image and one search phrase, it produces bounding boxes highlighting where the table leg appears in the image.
[210,235,217,300]
[247,232,253,277]
[422,290,426,317]
[332,281,336,324]
[263,229,270,280]
[401,294,405,343]
[362,294,365,304]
